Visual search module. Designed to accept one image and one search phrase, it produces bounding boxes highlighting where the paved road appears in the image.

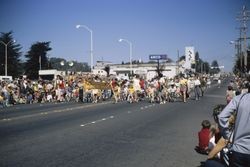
[0,80,228,167]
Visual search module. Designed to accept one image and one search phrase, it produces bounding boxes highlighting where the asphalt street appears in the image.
[0,80,228,167]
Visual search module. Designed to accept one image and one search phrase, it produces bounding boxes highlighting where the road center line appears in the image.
[0,102,112,122]
[80,115,115,128]
[80,103,158,128]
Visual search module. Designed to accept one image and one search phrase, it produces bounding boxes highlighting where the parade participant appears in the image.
[217,78,221,88]
[168,81,176,102]
[133,75,140,102]
[110,78,119,103]
[187,77,195,99]
[1,83,10,107]
[127,84,135,103]
[200,77,207,96]
[207,78,211,88]
[139,77,146,100]
[123,84,129,101]
[139,78,145,90]
[180,76,188,103]
[194,76,201,100]
[147,82,155,103]
[0,92,5,108]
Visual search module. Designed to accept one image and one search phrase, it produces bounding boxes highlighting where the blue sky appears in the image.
[0,0,249,72]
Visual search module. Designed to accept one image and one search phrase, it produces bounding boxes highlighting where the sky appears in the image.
[0,0,249,72]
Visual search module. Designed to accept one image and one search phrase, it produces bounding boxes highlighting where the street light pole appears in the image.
[39,55,42,71]
[76,24,93,73]
[119,38,133,76]
[0,40,15,76]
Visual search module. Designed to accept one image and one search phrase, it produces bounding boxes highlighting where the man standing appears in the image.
[218,79,250,167]
[194,76,201,100]
[133,75,140,102]
[218,78,221,88]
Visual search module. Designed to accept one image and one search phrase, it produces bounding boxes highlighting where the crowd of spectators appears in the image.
[0,73,213,108]
[0,74,100,108]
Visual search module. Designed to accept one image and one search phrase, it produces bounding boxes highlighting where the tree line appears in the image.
[0,31,90,79]
[178,52,221,75]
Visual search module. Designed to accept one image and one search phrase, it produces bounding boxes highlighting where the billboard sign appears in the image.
[149,54,168,60]
[184,46,195,70]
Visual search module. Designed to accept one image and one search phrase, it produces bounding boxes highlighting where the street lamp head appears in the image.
[0,39,16,45]
[60,60,65,66]
[68,61,74,67]
[118,39,123,42]
[229,41,235,44]
[76,25,81,29]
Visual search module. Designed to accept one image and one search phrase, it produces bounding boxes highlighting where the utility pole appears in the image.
[237,5,250,73]
[236,27,243,72]
[201,61,203,74]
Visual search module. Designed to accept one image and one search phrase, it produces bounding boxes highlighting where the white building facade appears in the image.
[93,61,178,80]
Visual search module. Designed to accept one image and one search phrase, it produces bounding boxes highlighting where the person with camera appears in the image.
[218,78,250,167]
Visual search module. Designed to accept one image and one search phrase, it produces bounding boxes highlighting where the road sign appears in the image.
[211,66,224,69]
[149,54,167,60]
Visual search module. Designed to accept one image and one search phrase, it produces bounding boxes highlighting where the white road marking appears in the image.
[55,110,62,113]
[0,101,113,123]
[80,115,115,128]
[80,102,159,128]
[80,122,92,127]
[2,118,11,121]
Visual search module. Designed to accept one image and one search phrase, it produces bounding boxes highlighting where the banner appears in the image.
[184,46,195,70]
[83,80,111,90]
